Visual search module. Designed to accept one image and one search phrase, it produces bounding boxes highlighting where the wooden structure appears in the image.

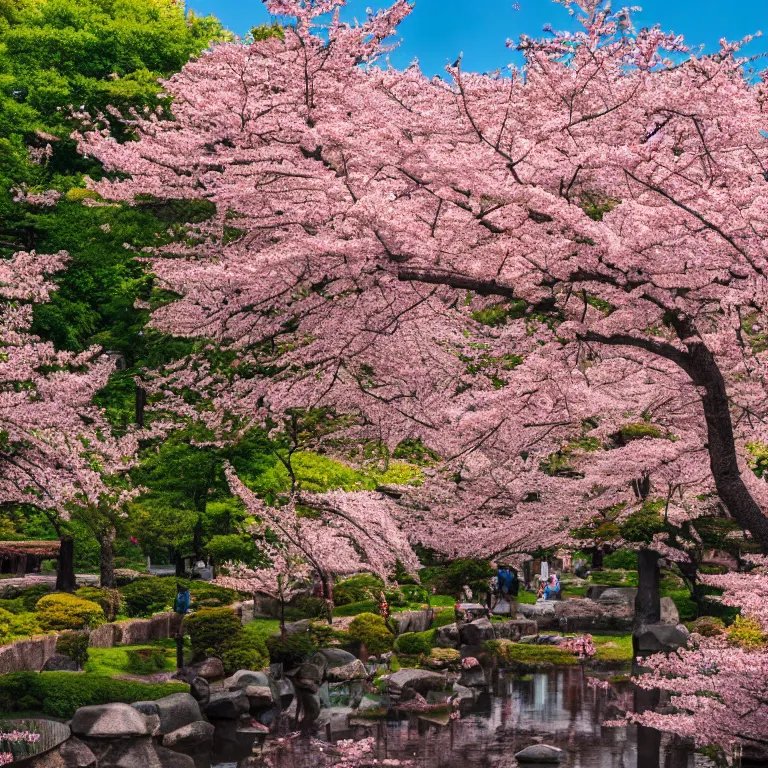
[0,540,60,576]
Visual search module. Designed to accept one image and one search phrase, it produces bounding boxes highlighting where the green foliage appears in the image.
[119,577,176,618]
[75,586,120,621]
[332,599,379,617]
[0,597,25,615]
[185,607,242,659]
[484,639,578,667]
[392,438,440,466]
[221,633,269,675]
[428,648,460,665]
[348,613,394,656]
[334,574,386,607]
[0,609,42,644]
[19,584,53,612]
[470,300,528,327]
[125,647,167,675]
[617,422,664,442]
[591,633,633,664]
[376,462,423,486]
[420,559,495,598]
[283,596,328,622]
[35,593,105,631]
[726,616,765,650]
[0,672,188,718]
[394,630,435,656]
[619,502,668,544]
[84,642,177,676]
[205,534,261,569]
[687,616,725,637]
[265,632,316,667]
[399,584,429,604]
[55,631,90,669]
[602,550,638,570]
[431,608,456,628]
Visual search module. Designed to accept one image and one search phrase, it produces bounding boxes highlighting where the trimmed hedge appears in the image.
[348,613,394,656]
[394,629,435,656]
[119,578,176,618]
[334,574,385,607]
[185,608,242,659]
[56,632,90,669]
[36,594,105,631]
[0,672,188,718]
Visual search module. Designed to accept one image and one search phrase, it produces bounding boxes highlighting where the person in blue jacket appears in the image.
[173,584,191,669]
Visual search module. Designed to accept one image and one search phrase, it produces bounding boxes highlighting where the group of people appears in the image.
[537,573,561,600]
[486,564,561,610]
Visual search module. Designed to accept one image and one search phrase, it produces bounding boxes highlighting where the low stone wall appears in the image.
[0,611,187,674]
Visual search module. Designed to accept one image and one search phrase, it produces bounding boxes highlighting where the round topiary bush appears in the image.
[221,635,269,675]
[75,587,121,621]
[394,630,434,656]
[348,612,394,656]
[185,607,243,660]
[688,616,726,637]
[0,609,42,644]
[120,577,176,618]
[36,594,105,631]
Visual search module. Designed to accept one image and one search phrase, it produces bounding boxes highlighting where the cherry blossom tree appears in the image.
[0,249,138,588]
[216,542,312,637]
[76,0,768,579]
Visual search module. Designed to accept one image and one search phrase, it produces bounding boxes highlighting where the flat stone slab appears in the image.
[515,744,565,763]
[71,703,150,738]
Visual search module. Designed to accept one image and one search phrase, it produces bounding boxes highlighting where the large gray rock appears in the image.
[149,693,203,735]
[387,668,449,701]
[190,676,210,706]
[71,703,150,738]
[283,619,311,635]
[660,596,680,625]
[493,619,538,641]
[155,745,196,768]
[395,609,432,635]
[42,653,80,672]
[435,622,460,649]
[459,618,495,647]
[596,588,637,605]
[59,738,97,767]
[84,737,160,768]
[518,598,633,632]
[192,657,225,681]
[459,664,487,688]
[203,690,250,720]
[161,720,215,748]
[515,744,564,763]
[224,669,270,690]
[634,623,690,654]
[277,677,295,709]
[311,649,367,682]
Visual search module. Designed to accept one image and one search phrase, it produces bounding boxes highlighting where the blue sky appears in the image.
[188,0,767,76]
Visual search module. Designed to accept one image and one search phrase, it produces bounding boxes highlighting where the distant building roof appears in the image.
[0,541,60,557]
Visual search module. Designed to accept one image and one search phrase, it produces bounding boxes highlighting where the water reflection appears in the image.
[215,667,708,768]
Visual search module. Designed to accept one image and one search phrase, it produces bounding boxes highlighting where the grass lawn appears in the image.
[591,633,634,665]
[334,595,457,617]
[486,640,578,667]
[243,618,281,643]
[84,639,182,676]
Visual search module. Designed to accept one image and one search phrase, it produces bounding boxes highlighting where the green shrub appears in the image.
[334,574,385,606]
[56,632,90,669]
[185,608,243,659]
[399,584,429,604]
[727,616,765,650]
[431,608,455,628]
[35,594,105,631]
[19,585,54,612]
[333,600,378,617]
[0,598,26,615]
[0,609,43,644]
[265,632,317,666]
[185,580,242,609]
[420,559,495,598]
[603,550,638,570]
[40,559,58,575]
[428,648,460,665]
[348,613,394,656]
[76,587,121,621]
[687,616,725,637]
[221,634,269,675]
[119,578,176,618]
[394,630,435,656]
[284,596,328,622]
[0,672,188,719]
[125,647,167,675]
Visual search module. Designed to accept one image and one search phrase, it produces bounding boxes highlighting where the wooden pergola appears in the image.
[0,540,60,576]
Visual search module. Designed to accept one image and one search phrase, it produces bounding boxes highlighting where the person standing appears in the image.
[173,583,191,669]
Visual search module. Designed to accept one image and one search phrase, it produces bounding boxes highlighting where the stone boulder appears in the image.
[660,596,680,625]
[459,618,495,647]
[518,598,633,632]
[59,738,97,768]
[283,619,311,636]
[459,664,487,688]
[387,669,449,701]
[395,609,432,635]
[117,619,153,646]
[84,737,160,768]
[155,746,196,768]
[161,721,215,749]
[190,677,210,706]
[143,693,203,735]
[493,619,538,642]
[71,703,150,738]
[596,588,637,606]
[223,669,270,691]
[634,623,690,654]
[435,623,460,649]
[192,657,225,681]
[311,649,367,682]
[515,744,564,763]
[87,623,122,650]
[203,690,250,720]
[42,653,80,672]
[277,677,295,709]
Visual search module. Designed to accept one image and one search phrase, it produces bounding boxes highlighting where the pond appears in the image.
[204,667,714,768]
[0,719,70,766]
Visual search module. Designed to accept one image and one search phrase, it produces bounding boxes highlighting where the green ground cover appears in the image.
[84,639,183,676]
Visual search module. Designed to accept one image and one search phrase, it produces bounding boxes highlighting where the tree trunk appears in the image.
[635,548,660,629]
[321,574,334,624]
[175,555,186,577]
[135,384,147,428]
[280,597,286,640]
[590,546,604,570]
[684,336,768,549]
[56,537,76,592]
[99,529,116,589]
